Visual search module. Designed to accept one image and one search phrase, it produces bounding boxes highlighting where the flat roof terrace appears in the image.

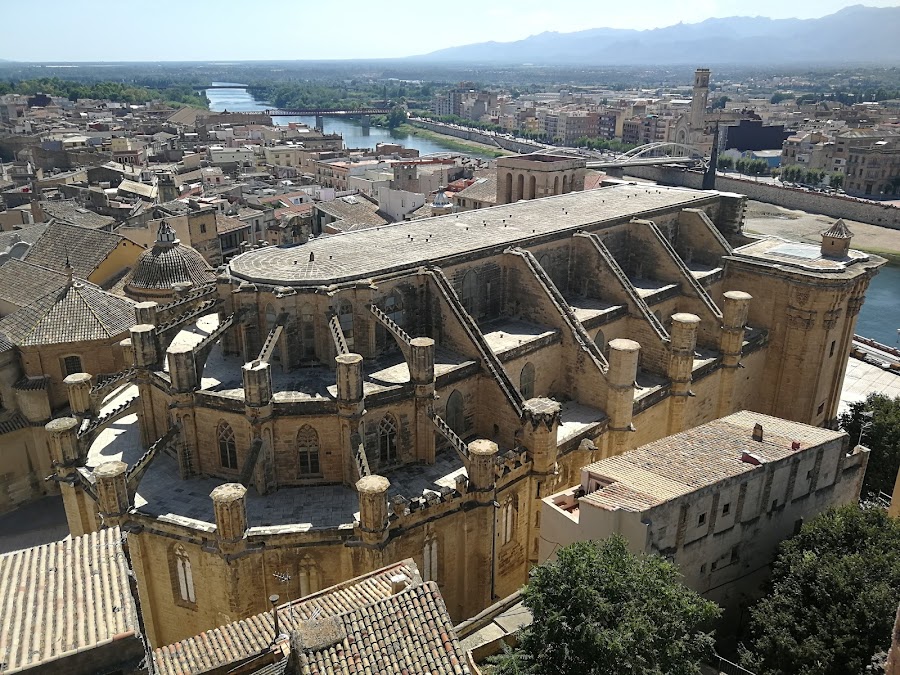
[229,185,712,286]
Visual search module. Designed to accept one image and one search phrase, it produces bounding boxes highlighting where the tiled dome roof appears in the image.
[125,222,216,293]
[822,219,853,240]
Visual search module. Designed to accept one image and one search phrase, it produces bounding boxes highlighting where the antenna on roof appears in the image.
[64,248,73,284]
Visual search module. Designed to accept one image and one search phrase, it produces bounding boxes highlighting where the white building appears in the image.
[540,411,869,621]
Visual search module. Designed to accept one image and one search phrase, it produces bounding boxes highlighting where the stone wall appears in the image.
[410,120,546,154]
[626,165,900,229]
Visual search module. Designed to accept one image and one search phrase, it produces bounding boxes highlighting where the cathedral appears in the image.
[44,181,883,647]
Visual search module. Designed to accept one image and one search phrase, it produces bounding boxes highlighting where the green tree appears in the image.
[829,172,844,189]
[711,95,730,110]
[740,505,900,675]
[839,393,900,498]
[491,537,720,675]
[387,105,407,129]
[718,156,734,170]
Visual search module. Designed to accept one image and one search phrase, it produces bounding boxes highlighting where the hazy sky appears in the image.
[5,0,900,61]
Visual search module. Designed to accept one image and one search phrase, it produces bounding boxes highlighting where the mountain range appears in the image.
[418,5,900,65]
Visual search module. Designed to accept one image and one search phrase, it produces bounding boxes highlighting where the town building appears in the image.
[40,181,884,648]
[0,526,144,674]
[151,558,473,675]
[540,411,868,623]
[495,153,585,203]
[844,137,900,197]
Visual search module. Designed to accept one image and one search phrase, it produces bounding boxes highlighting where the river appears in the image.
[205,85,492,159]
[857,264,900,348]
[206,85,898,347]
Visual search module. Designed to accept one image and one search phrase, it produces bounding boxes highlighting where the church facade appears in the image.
[46,182,883,647]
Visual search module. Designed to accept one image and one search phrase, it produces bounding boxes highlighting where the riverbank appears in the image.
[396,123,512,158]
[742,201,900,262]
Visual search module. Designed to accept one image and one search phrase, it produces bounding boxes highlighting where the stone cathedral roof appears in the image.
[0,277,135,346]
[124,220,216,294]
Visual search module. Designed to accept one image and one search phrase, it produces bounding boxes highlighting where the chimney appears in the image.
[752,423,763,442]
[791,440,801,450]
[390,574,409,594]
[270,594,281,642]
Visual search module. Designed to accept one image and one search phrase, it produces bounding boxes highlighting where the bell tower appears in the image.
[690,68,711,132]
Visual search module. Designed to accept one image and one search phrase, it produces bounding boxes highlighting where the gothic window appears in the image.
[174,545,195,604]
[423,535,439,582]
[337,300,354,349]
[520,362,535,400]
[218,421,238,470]
[62,355,82,377]
[446,390,464,438]
[461,270,478,317]
[298,556,320,597]
[297,425,321,476]
[300,304,316,359]
[378,414,398,465]
[594,329,606,354]
[385,290,405,328]
[500,496,517,545]
[264,303,277,333]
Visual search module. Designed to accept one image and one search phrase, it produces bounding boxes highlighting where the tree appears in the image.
[829,172,844,189]
[490,537,720,675]
[387,105,407,129]
[712,95,730,110]
[839,393,900,498]
[741,505,900,675]
[718,156,735,170]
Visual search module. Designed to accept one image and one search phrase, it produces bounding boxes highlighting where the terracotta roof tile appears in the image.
[24,222,137,280]
[0,280,135,346]
[0,527,139,673]
[0,259,68,311]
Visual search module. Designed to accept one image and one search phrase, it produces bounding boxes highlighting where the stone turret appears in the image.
[131,324,160,369]
[718,291,752,417]
[356,475,390,546]
[667,313,700,434]
[606,338,641,457]
[410,338,436,463]
[64,372,93,417]
[134,301,159,327]
[47,416,81,467]
[168,343,198,393]
[211,483,248,547]
[466,439,499,493]
[821,219,853,258]
[242,360,272,408]
[520,398,561,475]
[95,460,130,525]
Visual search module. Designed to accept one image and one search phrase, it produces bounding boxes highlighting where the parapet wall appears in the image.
[626,165,900,230]
[410,120,546,154]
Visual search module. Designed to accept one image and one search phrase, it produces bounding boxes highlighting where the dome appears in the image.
[124,221,217,301]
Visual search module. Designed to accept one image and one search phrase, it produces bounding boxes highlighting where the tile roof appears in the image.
[152,560,423,675]
[215,213,250,234]
[579,411,846,512]
[40,200,116,230]
[24,221,139,281]
[0,527,139,673]
[125,241,216,292]
[315,196,388,229]
[296,581,470,675]
[823,219,853,239]
[0,279,135,346]
[453,174,497,204]
[0,224,48,252]
[0,259,68,311]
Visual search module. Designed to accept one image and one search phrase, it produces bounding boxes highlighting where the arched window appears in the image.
[594,329,606,354]
[461,270,478,317]
[520,362,535,400]
[217,421,238,470]
[504,172,513,203]
[528,174,536,199]
[298,556,320,597]
[378,414,398,465]
[174,545,195,604]
[423,534,439,582]
[446,390,464,438]
[337,300,354,349]
[515,173,525,201]
[562,174,569,194]
[553,175,560,195]
[300,304,316,359]
[264,303,277,332]
[384,290,405,328]
[62,355,82,377]
[297,425,321,476]
[500,496,517,545]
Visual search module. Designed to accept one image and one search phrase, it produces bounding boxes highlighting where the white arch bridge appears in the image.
[569,142,710,170]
